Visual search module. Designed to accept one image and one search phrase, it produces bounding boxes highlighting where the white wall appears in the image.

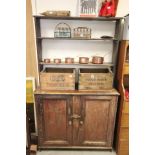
[31,0,79,15]
[31,0,129,17]
[116,0,129,17]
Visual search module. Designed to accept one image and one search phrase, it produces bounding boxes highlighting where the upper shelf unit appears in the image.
[33,15,124,84]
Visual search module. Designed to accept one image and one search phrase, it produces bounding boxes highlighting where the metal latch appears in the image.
[71,114,81,119]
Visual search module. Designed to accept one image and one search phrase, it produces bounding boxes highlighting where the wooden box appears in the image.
[79,68,113,90]
[40,68,75,90]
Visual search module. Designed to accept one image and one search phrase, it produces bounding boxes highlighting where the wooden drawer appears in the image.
[120,127,129,140]
[118,140,129,155]
[123,101,129,114]
[121,114,129,127]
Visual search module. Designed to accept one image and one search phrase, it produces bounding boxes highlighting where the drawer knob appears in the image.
[80,121,83,125]
[68,121,72,125]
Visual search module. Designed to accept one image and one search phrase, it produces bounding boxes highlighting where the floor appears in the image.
[37,150,116,155]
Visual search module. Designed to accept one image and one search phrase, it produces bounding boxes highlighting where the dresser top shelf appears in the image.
[33,15,123,21]
[34,89,120,96]
[37,37,118,41]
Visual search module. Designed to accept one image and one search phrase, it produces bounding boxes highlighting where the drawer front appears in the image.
[120,128,129,140]
[121,114,129,127]
[123,101,129,114]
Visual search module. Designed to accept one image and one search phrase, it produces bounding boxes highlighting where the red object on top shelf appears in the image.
[99,0,118,17]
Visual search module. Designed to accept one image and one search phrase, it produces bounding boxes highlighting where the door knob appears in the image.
[68,120,72,125]
[79,121,83,125]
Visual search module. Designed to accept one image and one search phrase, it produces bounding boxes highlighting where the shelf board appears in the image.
[39,62,114,68]
[33,15,123,21]
[37,37,117,41]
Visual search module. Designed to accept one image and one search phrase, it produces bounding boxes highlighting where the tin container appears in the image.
[79,57,89,64]
[92,56,104,64]
[54,58,61,64]
[44,58,51,63]
[65,57,74,64]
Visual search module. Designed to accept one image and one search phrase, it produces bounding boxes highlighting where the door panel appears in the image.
[84,99,109,142]
[36,95,72,146]
[79,96,117,147]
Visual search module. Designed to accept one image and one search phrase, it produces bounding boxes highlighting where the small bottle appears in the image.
[61,27,64,37]
[57,27,60,37]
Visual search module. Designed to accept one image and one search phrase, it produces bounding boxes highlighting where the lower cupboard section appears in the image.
[35,93,118,149]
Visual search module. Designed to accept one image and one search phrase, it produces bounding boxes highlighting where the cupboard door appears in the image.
[36,95,72,147]
[78,96,118,147]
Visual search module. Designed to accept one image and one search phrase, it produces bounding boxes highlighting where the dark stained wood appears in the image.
[72,96,82,145]
[26,114,30,148]
[33,15,123,21]
[37,37,117,41]
[35,95,73,147]
[34,18,42,73]
[34,18,41,37]
[34,89,119,96]
[106,96,118,147]
[37,146,112,150]
[114,19,123,40]
[35,94,118,149]
[40,62,114,66]
[78,96,118,147]
[36,39,42,63]
[112,40,120,86]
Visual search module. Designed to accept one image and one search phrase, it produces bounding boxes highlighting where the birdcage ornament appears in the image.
[54,23,71,38]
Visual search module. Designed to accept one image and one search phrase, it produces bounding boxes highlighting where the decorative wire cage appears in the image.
[73,27,91,39]
[54,22,71,38]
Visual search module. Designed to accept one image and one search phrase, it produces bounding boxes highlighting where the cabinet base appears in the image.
[38,146,113,151]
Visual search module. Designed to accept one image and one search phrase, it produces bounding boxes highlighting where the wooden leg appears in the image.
[30,144,37,155]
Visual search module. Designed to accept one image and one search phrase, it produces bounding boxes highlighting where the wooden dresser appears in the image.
[116,40,129,155]
[33,15,123,150]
